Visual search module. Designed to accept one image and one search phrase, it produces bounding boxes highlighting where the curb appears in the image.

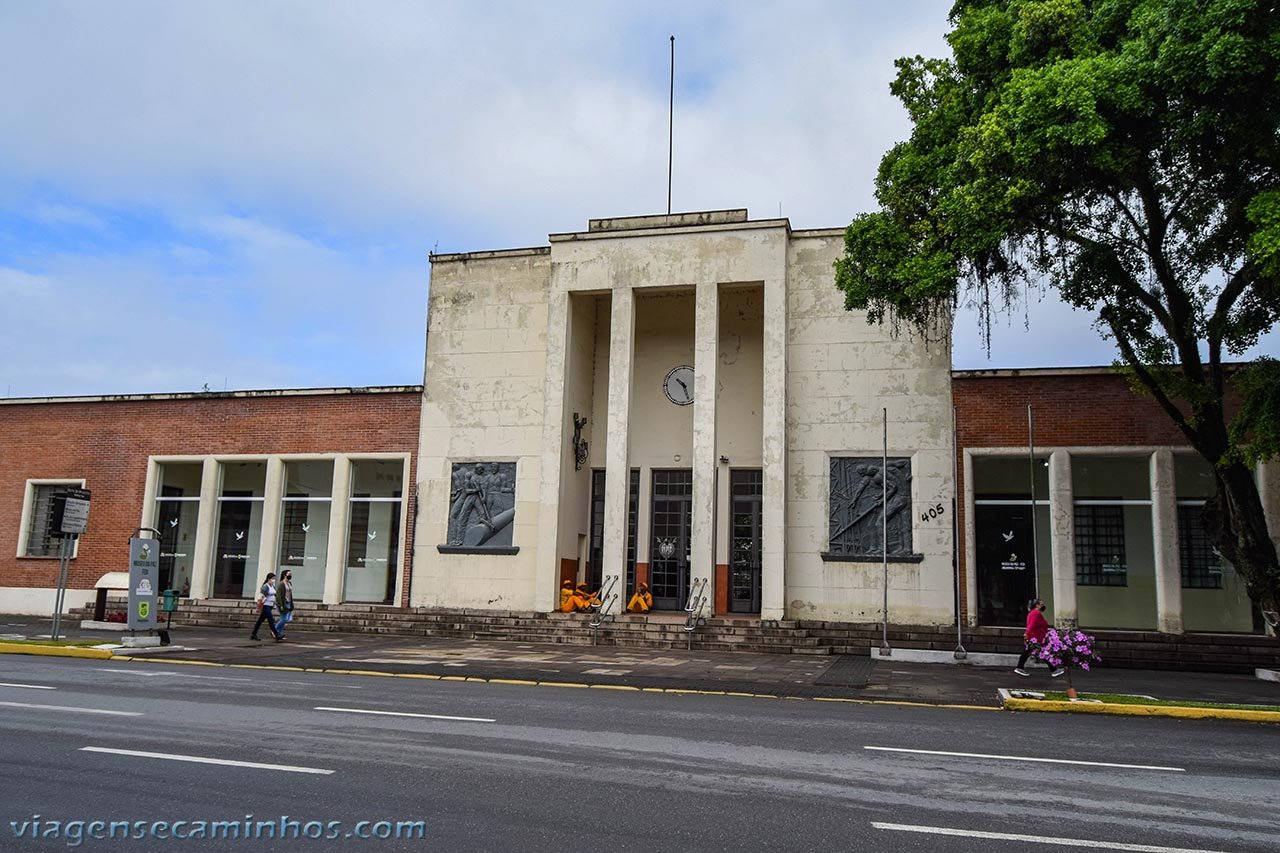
[0,641,114,660]
[1003,696,1280,724]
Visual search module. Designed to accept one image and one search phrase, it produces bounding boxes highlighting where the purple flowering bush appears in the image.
[1034,629,1101,689]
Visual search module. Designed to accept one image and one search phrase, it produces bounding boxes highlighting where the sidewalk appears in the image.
[3,615,1278,709]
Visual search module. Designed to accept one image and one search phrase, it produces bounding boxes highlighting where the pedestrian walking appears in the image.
[250,572,282,642]
[273,570,294,640]
[1014,597,1065,677]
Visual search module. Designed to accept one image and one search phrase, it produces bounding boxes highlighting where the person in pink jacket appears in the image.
[1014,598,1065,677]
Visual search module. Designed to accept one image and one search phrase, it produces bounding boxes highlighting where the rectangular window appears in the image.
[1178,503,1223,589]
[154,463,202,595]
[1074,504,1127,586]
[213,462,266,598]
[20,481,83,557]
[344,460,403,604]
[278,460,333,600]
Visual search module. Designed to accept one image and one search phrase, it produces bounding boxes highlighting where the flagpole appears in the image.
[667,35,675,215]
[881,407,891,655]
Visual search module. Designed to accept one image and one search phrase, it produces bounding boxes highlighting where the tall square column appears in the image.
[601,287,635,614]
[534,290,571,611]
[1151,449,1183,633]
[761,276,787,620]
[189,457,220,599]
[323,455,352,605]
[258,456,285,588]
[1048,449,1077,627]
[690,282,719,612]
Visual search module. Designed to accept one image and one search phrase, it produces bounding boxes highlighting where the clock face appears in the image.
[663,365,695,405]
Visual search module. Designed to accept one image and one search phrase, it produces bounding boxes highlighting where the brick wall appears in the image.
[0,389,421,606]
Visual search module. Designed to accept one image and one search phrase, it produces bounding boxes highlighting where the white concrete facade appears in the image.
[414,210,957,623]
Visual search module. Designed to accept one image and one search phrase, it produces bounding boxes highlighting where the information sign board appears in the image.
[127,537,159,630]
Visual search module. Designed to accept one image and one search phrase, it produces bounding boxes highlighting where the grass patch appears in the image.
[1043,691,1280,713]
[0,638,106,648]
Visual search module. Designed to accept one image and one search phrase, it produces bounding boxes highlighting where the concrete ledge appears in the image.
[1257,668,1280,683]
[1003,695,1280,723]
[79,620,129,631]
[0,642,114,660]
[872,646,1019,667]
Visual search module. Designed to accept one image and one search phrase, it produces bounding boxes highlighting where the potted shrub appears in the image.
[1034,628,1101,699]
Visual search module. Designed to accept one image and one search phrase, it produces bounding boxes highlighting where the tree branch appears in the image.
[1106,314,1201,447]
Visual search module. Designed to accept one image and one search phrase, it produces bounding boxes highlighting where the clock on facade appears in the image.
[663,365,695,405]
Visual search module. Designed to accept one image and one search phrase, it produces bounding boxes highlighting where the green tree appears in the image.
[835,0,1280,629]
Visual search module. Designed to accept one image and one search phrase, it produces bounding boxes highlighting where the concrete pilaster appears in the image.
[1048,449,1078,627]
[1260,460,1280,555]
[690,282,719,613]
[601,287,635,615]
[1151,449,1184,633]
[962,451,978,627]
[761,276,787,620]
[534,290,571,612]
[188,457,220,600]
[323,455,351,604]
[259,456,285,586]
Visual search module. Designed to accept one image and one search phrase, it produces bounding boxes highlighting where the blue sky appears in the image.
[1,1,1274,398]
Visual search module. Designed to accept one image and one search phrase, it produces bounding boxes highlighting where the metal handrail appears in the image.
[588,574,619,644]
[683,577,708,649]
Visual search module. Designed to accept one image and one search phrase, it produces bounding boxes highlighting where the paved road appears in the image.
[1,656,1278,852]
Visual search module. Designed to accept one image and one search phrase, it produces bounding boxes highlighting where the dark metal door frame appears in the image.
[650,469,692,610]
[729,469,763,613]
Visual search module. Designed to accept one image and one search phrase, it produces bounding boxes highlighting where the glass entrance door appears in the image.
[975,504,1038,625]
[730,469,763,613]
[650,470,692,610]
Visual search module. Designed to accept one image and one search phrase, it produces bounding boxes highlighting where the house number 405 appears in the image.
[920,502,945,523]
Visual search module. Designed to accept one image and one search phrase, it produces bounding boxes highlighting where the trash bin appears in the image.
[161,589,179,613]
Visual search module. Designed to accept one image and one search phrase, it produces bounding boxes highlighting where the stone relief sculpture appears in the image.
[446,462,516,548]
[829,458,912,556]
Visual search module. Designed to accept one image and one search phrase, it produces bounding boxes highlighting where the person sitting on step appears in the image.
[559,580,575,612]
[627,582,653,613]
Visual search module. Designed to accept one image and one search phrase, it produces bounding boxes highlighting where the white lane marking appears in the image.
[0,701,139,716]
[0,682,56,690]
[314,706,495,723]
[80,747,333,775]
[100,668,361,688]
[872,822,1234,852]
[864,746,1184,772]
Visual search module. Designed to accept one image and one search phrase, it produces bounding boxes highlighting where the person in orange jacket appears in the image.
[627,582,653,613]
[559,580,575,612]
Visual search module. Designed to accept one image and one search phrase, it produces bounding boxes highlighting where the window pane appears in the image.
[973,456,1049,499]
[1174,455,1216,500]
[24,484,67,557]
[212,463,266,598]
[278,499,330,599]
[155,499,198,594]
[344,500,400,603]
[212,498,263,598]
[350,460,403,498]
[284,461,333,498]
[1072,456,1150,500]
[157,463,202,497]
[221,461,267,496]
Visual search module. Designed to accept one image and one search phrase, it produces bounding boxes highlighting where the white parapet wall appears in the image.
[0,587,96,616]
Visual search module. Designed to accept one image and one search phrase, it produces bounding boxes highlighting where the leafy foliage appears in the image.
[836,0,1280,618]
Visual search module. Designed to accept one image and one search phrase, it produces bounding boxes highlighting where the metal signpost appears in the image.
[49,488,91,641]
[127,533,160,632]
